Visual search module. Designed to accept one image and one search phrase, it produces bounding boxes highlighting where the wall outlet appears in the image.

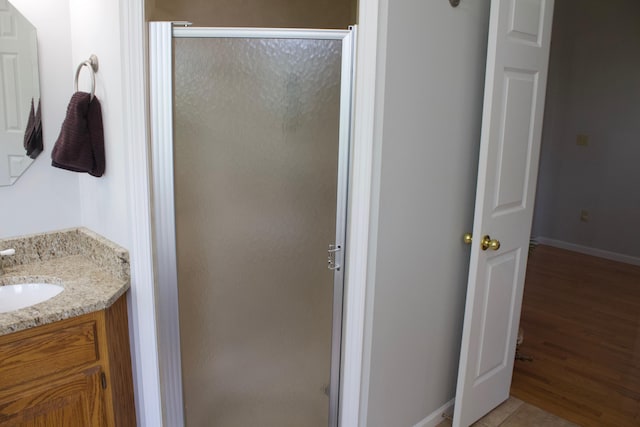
[580,209,589,222]
[576,134,589,146]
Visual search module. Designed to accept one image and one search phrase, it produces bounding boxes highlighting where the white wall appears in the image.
[532,0,640,258]
[69,0,130,249]
[362,1,490,426]
[0,0,134,249]
[0,0,80,238]
[0,0,132,254]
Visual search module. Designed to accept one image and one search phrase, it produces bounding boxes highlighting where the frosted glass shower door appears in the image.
[150,24,354,427]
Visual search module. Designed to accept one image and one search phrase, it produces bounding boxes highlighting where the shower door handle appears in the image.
[328,244,342,271]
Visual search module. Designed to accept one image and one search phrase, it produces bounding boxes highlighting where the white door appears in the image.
[453,1,554,426]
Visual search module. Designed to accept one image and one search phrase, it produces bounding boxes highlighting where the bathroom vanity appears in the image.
[0,228,135,426]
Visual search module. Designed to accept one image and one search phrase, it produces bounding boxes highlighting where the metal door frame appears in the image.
[149,22,356,426]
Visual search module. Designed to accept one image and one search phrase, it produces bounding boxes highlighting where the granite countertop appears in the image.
[0,228,130,336]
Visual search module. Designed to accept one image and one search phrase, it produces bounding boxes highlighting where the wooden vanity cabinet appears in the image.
[0,295,136,426]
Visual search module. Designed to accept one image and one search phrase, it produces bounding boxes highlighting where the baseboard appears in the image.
[412,398,455,427]
[533,237,640,267]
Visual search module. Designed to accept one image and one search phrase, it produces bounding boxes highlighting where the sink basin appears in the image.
[0,283,64,313]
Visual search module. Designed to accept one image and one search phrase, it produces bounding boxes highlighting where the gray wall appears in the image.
[146,0,357,29]
[532,0,640,257]
[363,1,490,425]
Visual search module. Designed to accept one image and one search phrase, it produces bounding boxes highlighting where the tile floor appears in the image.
[436,397,579,427]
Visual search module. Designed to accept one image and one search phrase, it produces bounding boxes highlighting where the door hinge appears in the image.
[328,244,342,271]
[101,372,107,390]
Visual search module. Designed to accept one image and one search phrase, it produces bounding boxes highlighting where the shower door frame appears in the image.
[149,22,356,427]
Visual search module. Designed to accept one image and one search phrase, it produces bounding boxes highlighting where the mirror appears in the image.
[0,1,41,186]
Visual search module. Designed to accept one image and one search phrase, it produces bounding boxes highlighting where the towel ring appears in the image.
[74,54,99,101]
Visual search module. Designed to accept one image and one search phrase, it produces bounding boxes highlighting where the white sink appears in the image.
[0,283,64,313]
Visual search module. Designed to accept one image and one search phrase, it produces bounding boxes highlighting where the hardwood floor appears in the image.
[511,245,640,427]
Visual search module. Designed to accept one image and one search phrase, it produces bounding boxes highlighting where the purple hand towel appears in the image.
[23,98,43,159]
[51,91,105,177]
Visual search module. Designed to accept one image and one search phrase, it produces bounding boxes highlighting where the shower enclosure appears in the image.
[149,23,355,426]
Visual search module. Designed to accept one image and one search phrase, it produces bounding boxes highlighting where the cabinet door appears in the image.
[0,366,106,426]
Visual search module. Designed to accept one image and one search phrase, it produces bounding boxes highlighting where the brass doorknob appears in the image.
[463,233,473,245]
[481,235,501,251]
